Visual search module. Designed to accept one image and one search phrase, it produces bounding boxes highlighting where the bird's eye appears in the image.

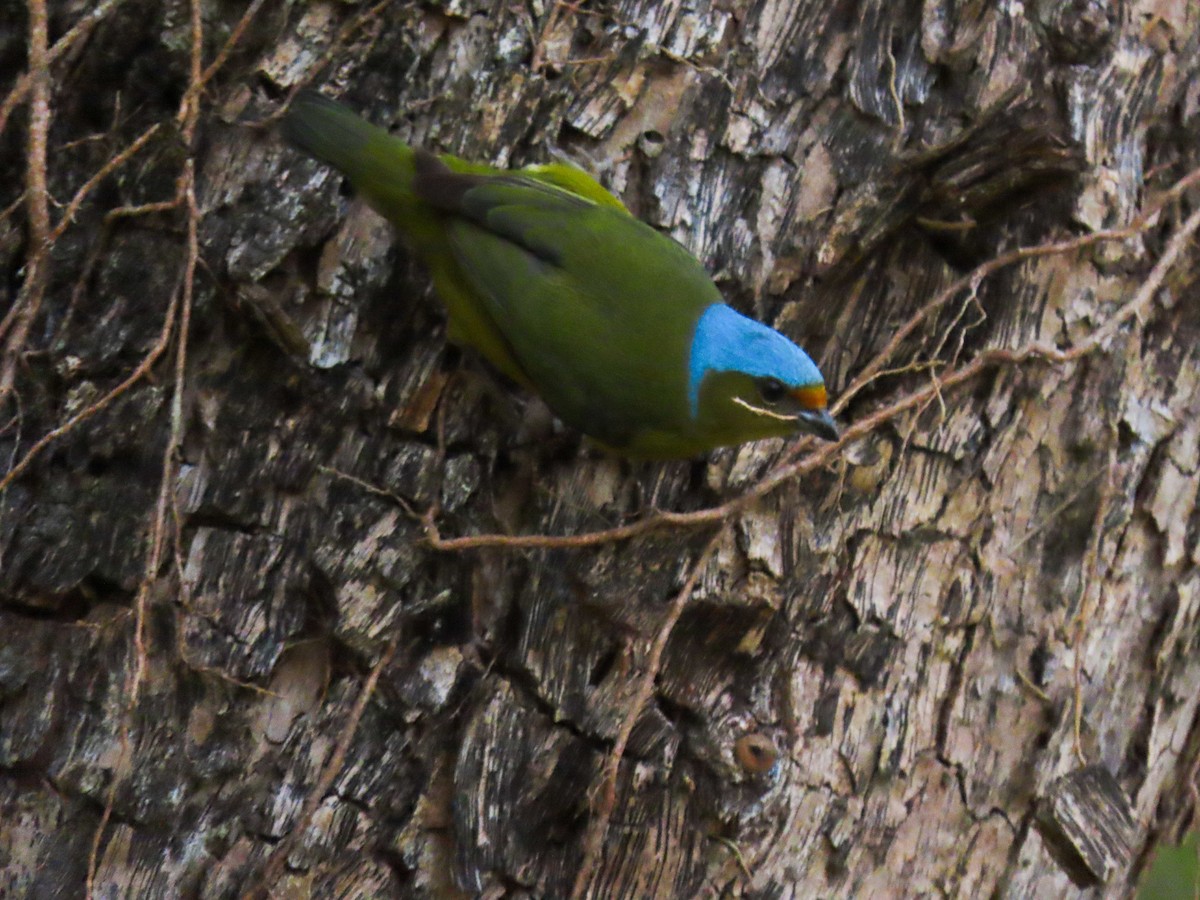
[757,378,787,404]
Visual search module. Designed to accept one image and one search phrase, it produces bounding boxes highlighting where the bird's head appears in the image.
[689,304,838,448]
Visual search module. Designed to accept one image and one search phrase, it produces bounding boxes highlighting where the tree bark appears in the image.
[1,0,1198,897]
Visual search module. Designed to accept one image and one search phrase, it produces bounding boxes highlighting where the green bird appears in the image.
[281,92,838,458]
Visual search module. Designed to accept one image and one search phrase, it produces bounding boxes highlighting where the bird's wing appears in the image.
[413,157,710,444]
[446,217,651,445]
[413,151,713,308]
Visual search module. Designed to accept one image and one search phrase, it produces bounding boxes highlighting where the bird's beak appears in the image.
[796,408,840,441]
[778,386,839,441]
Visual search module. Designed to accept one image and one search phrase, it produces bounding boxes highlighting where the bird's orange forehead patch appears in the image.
[792,384,827,410]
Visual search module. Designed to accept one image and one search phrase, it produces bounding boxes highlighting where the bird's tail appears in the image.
[281,92,416,212]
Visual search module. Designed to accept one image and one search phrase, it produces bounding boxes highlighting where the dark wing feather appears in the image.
[414,161,718,447]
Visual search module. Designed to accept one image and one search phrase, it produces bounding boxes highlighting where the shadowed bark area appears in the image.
[1,0,1198,897]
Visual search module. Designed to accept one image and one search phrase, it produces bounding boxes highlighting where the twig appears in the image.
[2,0,278,497]
[103,198,182,224]
[712,835,754,880]
[84,347,179,897]
[85,2,204,892]
[47,123,162,245]
[885,43,905,150]
[0,190,26,230]
[320,465,421,519]
[0,121,161,348]
[530,0,571,73]
[753,182,1194,507]
[0,0,52,410]
[571,526,726,899]
[0,286,181,495]
[836,162,1200,414]
[395,166,1200,555]
[0,0,130,137]
[244,630,404,899]
[182,0,269,124]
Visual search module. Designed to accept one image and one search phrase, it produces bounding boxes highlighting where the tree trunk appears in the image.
[1,0,1197,897]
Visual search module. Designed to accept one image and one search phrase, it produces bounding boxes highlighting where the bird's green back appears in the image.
[427,174,723,451]
[283,94,727,455]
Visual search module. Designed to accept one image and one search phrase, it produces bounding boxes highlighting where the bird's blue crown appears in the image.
[687,303,823,417]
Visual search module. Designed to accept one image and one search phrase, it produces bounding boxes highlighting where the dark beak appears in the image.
[797,408,840,441]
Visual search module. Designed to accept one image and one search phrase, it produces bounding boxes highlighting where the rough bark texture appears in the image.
[1,0,1198,897]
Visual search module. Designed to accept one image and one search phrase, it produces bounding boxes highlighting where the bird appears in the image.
[281,92,838,458]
